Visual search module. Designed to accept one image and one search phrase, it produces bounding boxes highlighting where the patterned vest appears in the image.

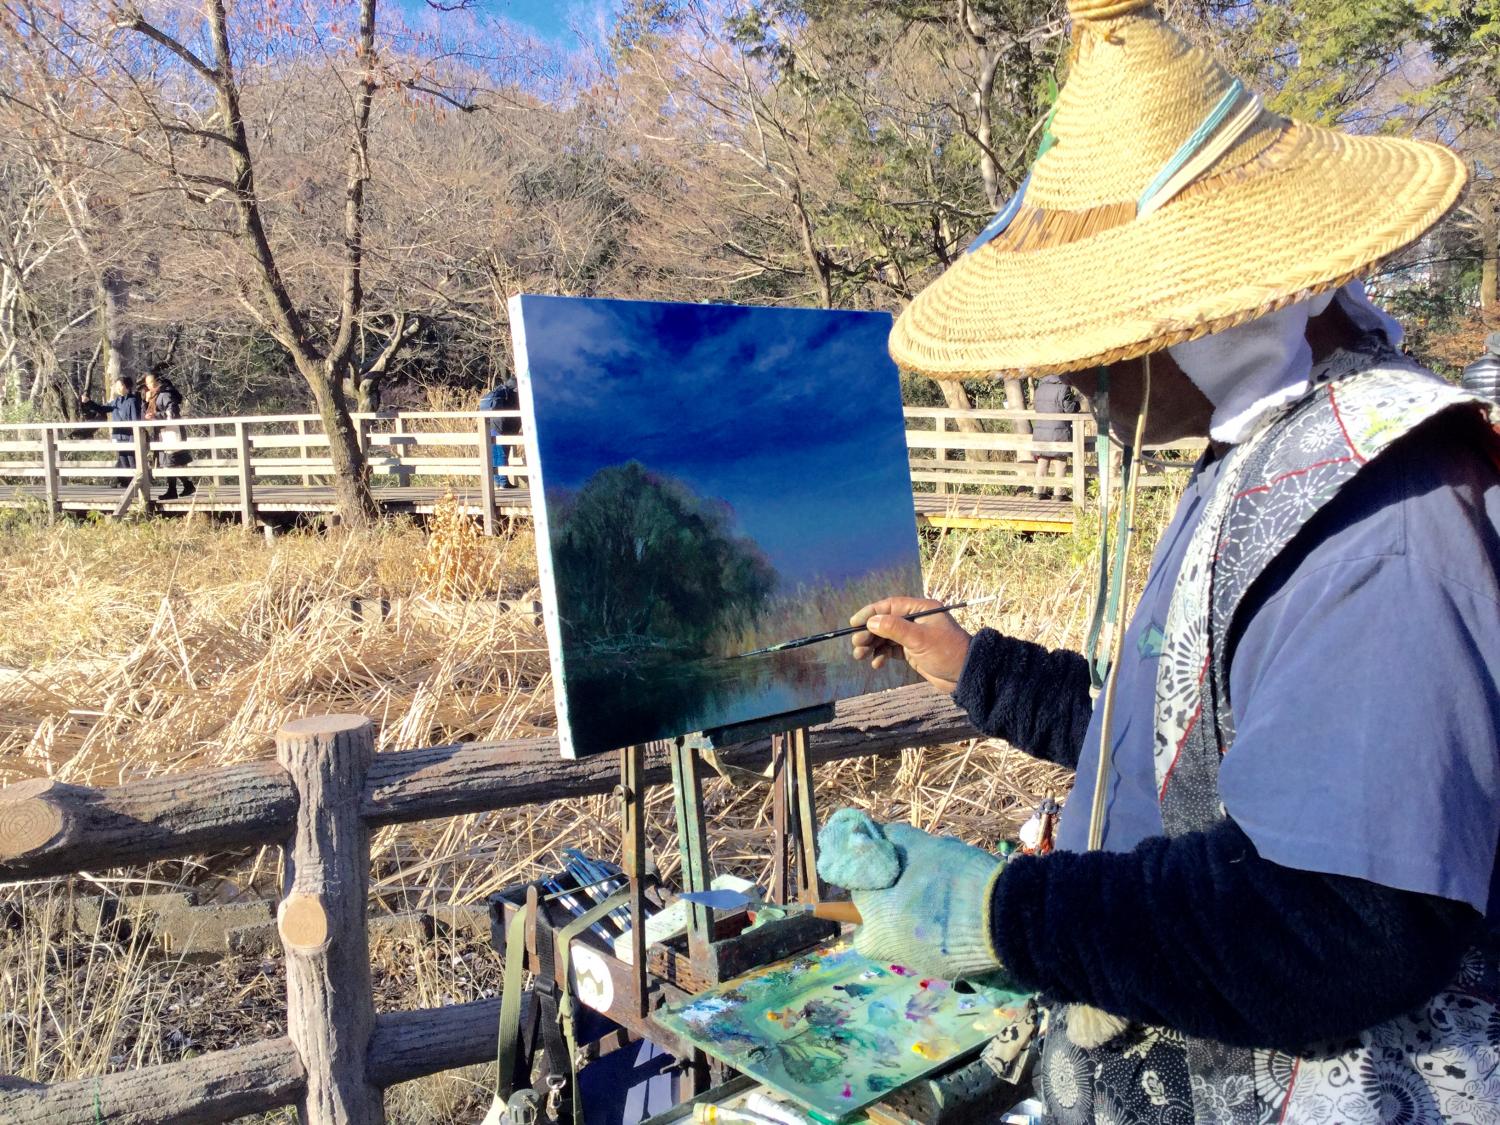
[1038,347,1500,1125]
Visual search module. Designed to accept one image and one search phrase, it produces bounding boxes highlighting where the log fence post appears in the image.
[275,714,384,1125]
[41,425,60,520]
[235,421,256,527]
[476,415,497,536]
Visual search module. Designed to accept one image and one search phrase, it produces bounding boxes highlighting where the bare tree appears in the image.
[103,0,396,522]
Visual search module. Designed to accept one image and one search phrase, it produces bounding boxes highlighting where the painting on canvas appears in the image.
[511,296,923,758]
[654,943,1032,1120]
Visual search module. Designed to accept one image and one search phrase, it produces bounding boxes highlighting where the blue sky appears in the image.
[515,298,921,590]
[393,0,609,46]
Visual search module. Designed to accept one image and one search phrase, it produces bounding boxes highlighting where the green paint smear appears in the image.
[657,944,1032,1121]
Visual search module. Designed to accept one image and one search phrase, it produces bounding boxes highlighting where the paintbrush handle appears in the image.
[810,901,862,925]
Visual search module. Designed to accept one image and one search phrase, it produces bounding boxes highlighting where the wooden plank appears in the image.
[475,416,496,535]
[906,431,1075,453]
[132,428,153,515]
[903,407,1078,422]
[40,428,58,519]
[235,421,255,527]
[917,512,1074,533]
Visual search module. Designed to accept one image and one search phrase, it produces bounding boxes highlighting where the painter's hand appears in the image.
[817,808,1004,980]
[849,597,971,694]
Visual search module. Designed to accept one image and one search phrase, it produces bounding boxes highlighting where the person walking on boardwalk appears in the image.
[1030,374,1079,501]
[143,370,196,500]
[79,376,143,486]
[820,2,1500,1122]
[479,377,522,490]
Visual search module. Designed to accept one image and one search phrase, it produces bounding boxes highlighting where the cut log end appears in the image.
[278,714,372,740]
[0,796,65,860]
[279,893,329,950]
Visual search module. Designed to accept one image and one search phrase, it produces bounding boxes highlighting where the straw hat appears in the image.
[889,0,1467,379]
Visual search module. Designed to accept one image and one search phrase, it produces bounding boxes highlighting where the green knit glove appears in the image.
[816,808,1005,980]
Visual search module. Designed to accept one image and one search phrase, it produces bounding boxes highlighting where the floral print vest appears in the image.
[1038,346,1500,1125]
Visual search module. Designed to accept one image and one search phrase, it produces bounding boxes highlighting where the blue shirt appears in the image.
[1054,413,1500,917]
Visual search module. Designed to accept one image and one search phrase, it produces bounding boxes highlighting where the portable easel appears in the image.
[490,705,839,1122]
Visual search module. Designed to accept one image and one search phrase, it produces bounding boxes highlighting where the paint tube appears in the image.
[743,1093,810,1125]
[691,1105,782,1125]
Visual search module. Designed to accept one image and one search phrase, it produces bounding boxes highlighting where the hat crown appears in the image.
[1029,4,1282,211]
[1067,0,1152,20]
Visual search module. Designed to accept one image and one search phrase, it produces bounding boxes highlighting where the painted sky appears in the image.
[514,297,920,589]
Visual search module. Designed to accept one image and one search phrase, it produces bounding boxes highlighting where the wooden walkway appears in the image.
[0,407,1197,535]
[1,482,533,521]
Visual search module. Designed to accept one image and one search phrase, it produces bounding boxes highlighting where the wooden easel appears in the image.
[493,709,841,1111]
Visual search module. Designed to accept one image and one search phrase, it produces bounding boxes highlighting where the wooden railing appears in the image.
[0,406,1198,532]
[904,408,1090,507]
[0,410,527,531]
[0,684,976,1125]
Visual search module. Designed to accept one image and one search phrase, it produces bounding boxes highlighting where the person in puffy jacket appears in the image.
[1031,374,1080,500]
[143,371,195,499]
[79,376,142,486]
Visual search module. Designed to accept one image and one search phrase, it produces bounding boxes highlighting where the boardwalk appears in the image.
[0,407,1194,534]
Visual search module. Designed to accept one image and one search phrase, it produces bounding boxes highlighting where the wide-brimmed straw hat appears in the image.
[889,0,1467,379]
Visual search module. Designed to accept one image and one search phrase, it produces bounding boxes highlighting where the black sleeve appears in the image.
[991,818,1482,1052]
[79,398,107,421]
[952,628,1094,769]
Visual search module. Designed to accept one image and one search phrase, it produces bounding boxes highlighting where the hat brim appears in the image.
[890,123,1467,379]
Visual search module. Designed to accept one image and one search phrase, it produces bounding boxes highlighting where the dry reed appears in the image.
[0,486,1177,1120]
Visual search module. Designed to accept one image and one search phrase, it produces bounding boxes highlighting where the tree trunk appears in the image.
[792,187,834,308]
[1481,229,1497,312]
[302,357,378,525]
[100,266,134,387]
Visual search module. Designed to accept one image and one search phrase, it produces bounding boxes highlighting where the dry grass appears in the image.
[0,485,1178,1120]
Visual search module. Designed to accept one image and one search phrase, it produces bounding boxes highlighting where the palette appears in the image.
[654,944,1031,1120]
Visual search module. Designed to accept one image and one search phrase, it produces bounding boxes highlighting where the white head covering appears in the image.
[1167,281,1403,444]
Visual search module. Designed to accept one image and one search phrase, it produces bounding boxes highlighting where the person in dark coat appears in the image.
[479,378,522,489]
[143,371,195,499]
[79,376,142,486]
[1461,330,1500,402]
[1031,374,1080,500]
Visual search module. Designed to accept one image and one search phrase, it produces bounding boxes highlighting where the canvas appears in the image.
[511,296,923,758]
[653,943,1032,1120]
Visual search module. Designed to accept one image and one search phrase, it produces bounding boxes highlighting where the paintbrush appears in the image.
[731,594,999,659]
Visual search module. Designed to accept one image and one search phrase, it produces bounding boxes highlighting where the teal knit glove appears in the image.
[816,808,1005,980]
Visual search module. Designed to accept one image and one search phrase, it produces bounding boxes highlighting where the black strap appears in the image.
[531,899,576,1122]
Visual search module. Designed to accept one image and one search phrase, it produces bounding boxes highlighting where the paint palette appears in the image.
[653,944,1031,1120]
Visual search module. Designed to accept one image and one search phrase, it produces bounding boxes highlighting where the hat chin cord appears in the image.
[1085,354,1150,851]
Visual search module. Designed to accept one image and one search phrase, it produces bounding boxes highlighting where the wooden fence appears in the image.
[0,684,978,1124]
[0,406,1199,532]
[0,410,529,533]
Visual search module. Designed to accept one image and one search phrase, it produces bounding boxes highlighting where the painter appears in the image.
[820,0,1500,1122]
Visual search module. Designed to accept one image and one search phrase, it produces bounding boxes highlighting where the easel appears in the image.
[492,706,840,1118]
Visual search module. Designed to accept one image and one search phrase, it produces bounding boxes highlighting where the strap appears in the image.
[556,888,634,1125]
[1136,79,1249,215]
[493,902,534,1108]
[1084,368,1112,690]
[699,747,774,787]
